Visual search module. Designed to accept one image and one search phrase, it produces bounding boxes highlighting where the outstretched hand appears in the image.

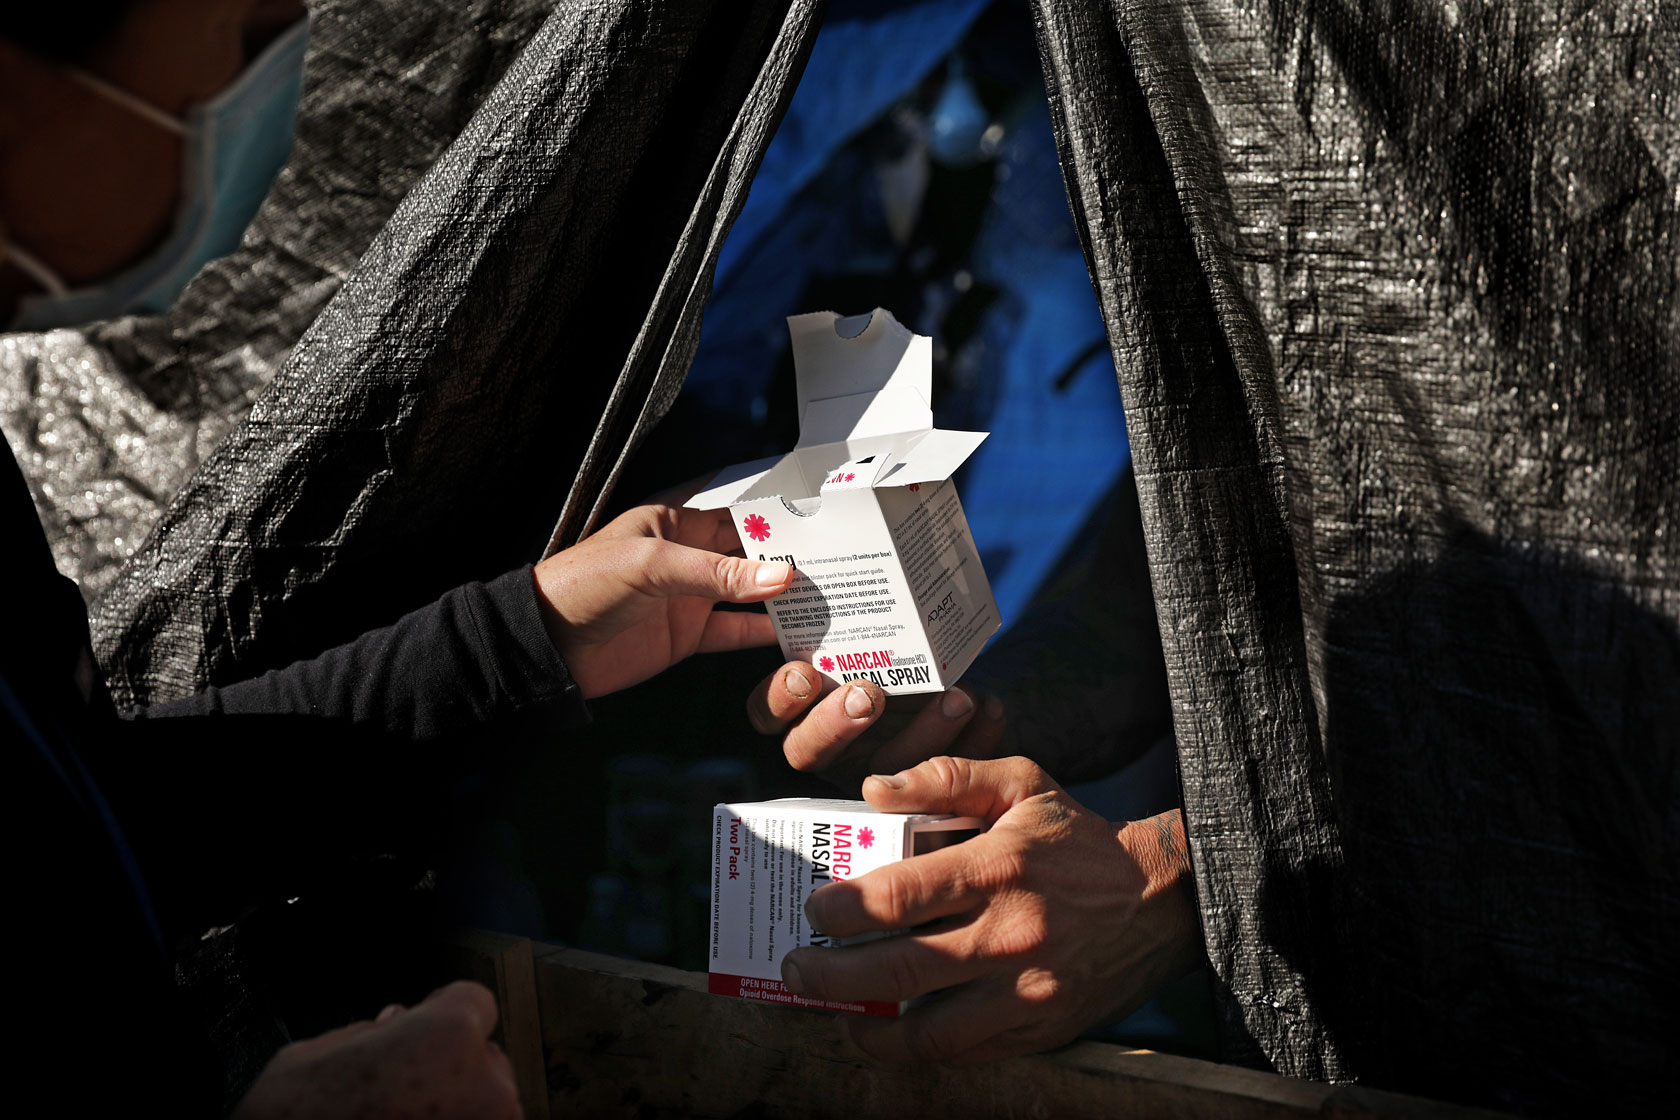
[778,757,1202,1064]
[747,661,1010,789]
[533,498,793,699]
[233,981,520,1120]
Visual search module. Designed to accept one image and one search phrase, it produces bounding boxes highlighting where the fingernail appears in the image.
[843,684,875,720]
[781,955,806,995]
[785,666,812,699]
[985,695,1006,721]
[939,688,974,719]
[376,1003,404,1024]
[804,887,829,930]
[870,771,906,790]
[755,562,793,589]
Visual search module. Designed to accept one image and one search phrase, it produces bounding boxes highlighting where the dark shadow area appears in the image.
[509,643,835,971]
[82,706,564,1106]
[1266,526,1680,1116]
[963,466,1172,784]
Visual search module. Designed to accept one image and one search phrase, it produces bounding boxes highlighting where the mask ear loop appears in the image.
[62,69,189,137]
[1,72,192,301]
[2,241,70,298]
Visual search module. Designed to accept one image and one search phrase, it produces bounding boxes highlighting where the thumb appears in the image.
[410,980,499,1039]
[635,539,794,603]
[861,755,1061,824]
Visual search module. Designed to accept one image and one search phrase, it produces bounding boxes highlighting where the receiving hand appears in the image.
[746,662,1009,788]
[777,757,1202,1064]
[233,981,520,1120]
[533,498,793,699]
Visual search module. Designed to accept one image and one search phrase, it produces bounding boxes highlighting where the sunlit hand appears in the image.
[746,662,1009,789]
[778,756,1202,1063]
[534,500,793,699]
[233,981,520,1120]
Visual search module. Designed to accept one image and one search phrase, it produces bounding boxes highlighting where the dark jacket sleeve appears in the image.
[94,566,588,944]
[127,566,589,739]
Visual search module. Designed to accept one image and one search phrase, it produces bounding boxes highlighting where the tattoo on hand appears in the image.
[1148,810,1188,874]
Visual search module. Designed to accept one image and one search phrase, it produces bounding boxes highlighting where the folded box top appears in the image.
[717,798,982,828]
[687,309,987,510]
[792,308,930,444]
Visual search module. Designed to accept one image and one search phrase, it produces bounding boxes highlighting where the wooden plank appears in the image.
[529,945,1513,1120]
[447,931,550,1120]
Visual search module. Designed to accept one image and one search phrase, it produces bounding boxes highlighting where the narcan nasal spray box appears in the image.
[708,798,982,1017]
[687,308,1001,695]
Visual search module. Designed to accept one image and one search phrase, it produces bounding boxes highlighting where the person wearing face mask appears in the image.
[1,11,305,326]
[1,4,795,1116]
[0,1,310,326]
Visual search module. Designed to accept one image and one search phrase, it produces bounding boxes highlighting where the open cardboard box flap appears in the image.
[687,309,988,509]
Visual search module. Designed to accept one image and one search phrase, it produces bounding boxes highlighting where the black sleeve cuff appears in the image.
[470,566,592,729]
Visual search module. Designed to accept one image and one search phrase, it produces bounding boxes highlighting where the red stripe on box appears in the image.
[708,971,899,1018]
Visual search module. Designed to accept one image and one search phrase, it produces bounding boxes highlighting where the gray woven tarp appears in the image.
[1033,0,1677,1112]
[1,0,825,706]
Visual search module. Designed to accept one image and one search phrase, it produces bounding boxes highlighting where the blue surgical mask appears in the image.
[6,18,309,330]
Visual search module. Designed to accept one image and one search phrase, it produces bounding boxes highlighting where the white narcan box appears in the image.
[687,308,1001,694]
[708,798,982,1017]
